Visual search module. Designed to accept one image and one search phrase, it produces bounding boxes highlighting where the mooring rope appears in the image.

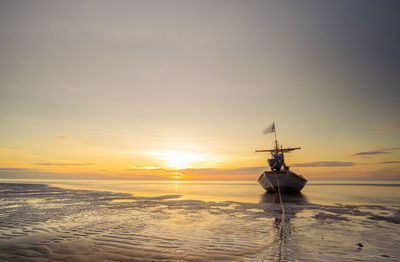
[272,173,285,262]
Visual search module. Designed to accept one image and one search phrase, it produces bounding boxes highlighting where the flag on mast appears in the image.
[263,122,275,134]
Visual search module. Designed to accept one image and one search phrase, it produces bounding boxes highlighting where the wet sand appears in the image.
[0,181,399,261]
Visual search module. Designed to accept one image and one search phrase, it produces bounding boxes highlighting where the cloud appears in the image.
[351,147,400,157]
[0,147,42,159]
[114,173,170,180]
[171,167,268,179]
[0,168,37,172]
[123,166,267,179]
[57,136,94,146]
[292,161,355,167]
[303,166,400,181]
[374,124,400,134]
[0,167,116,180]
[124,166,268,177]
[378,161,400,164]
[33,162,94,166]
[0,147,23,156]
[292,160,400,167]
[351,151,389,156]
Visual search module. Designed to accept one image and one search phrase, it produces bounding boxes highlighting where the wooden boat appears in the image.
[256,122,307,193]
[258,170,307,193]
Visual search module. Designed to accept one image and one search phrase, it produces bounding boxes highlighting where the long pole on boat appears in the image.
[273,122,278,153]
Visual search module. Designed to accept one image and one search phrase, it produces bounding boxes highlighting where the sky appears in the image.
[0,0,399,181]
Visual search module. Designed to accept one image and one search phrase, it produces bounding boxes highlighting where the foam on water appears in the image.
[0,183,399,261]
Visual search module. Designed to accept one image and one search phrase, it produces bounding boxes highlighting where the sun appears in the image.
[159,150,208,169]
[166,171,184,180]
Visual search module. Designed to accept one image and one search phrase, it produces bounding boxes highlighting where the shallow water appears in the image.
[0,180,399,261]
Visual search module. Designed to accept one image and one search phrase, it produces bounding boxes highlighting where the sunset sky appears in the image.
[1,0,399,180]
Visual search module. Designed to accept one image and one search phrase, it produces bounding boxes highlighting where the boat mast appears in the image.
[274,123,278,155]
[255,122,301,155]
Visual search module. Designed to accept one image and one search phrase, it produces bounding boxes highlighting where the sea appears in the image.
[0,179,399,261]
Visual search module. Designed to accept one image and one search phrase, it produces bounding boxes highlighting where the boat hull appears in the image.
[258,170,307,193]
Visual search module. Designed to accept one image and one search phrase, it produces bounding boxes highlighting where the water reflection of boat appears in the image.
[260,192,308,204]
[256,123,307,193]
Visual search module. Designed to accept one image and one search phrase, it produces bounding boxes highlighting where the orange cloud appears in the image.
[33,162,94,166]
[292,161,355,167]
[374,124,400,134]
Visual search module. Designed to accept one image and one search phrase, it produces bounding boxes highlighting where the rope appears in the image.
[272,173,285,262]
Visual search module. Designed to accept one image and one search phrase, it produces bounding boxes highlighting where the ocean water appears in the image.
[0,180,399,261]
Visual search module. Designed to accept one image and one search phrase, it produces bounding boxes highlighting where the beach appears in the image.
[2,1,400,261]
[0,180,399,261]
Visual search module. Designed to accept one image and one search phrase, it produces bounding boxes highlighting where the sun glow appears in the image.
[158,150,209,169]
